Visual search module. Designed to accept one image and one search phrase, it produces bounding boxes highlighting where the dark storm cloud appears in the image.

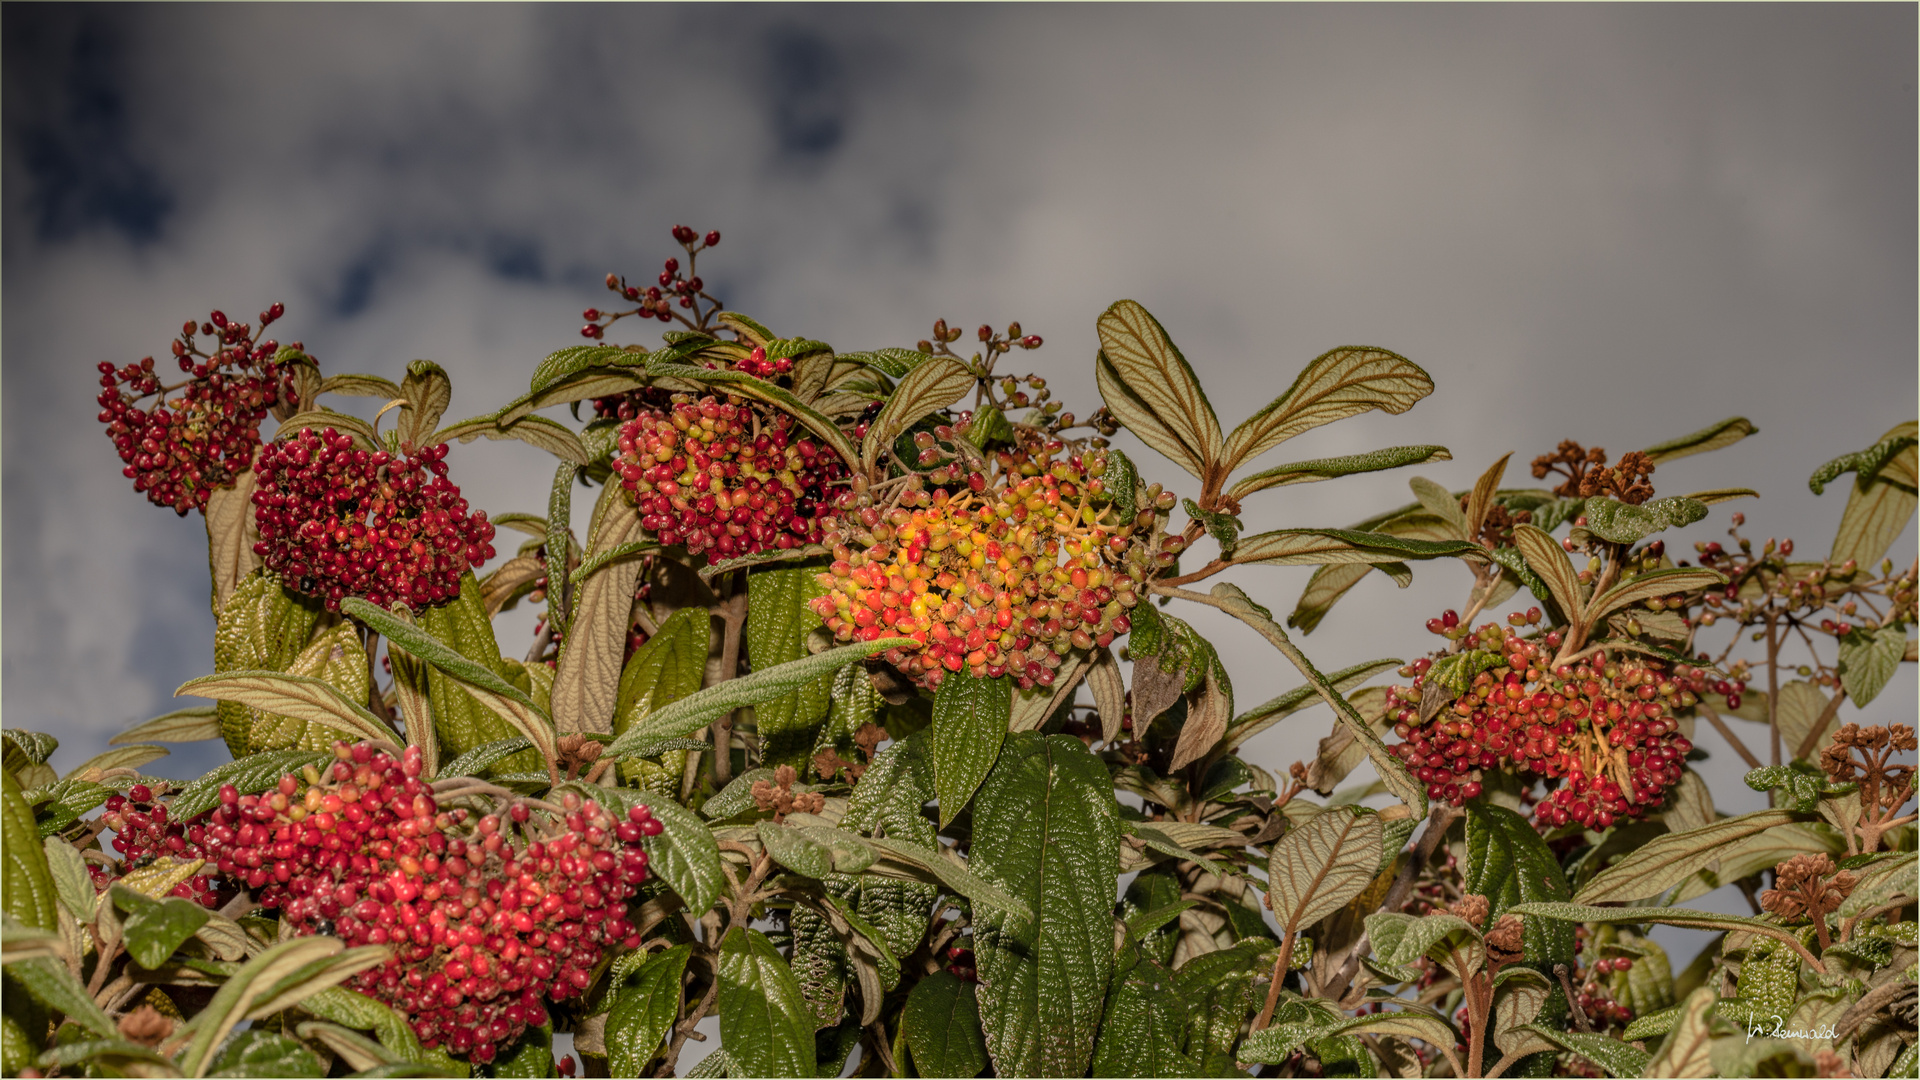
[3,7,1912,967]
[3,6,174,242]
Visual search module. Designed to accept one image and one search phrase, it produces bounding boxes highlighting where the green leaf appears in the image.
[433,738,533,780]
[757,820,836,879]
[1182,498,1242,552]
[177,670,396,748]
[861,354,975,475]
[1219,345,1433,480]
[1426,649,1505,697]
[168,750,333,821]
[607,945,690,1078]
[174,938,359,1077]
[318,372,403,400]
[1089,946,1197,1077]
[1198,587,1427,819]
[931,669,1011,828]
[526,343,651,398]
[1462,802,1575,982]
[1573,808,1802,904]
[1512,1025,1650,1078]
[1825,420,1919,570]
[24,778,114,836]
[110,705,221,745]
[410,572,534,771]
[605,638,916,754]
[63,743,170,780]
[8,957,116,1037]
[205,466,262,617]
[210,570,325,756]
[392,359,453,449]
[615,608,708,740]
[1409,475,1471,539]
[112,886,211,967]
[1642,986,1716,1077]
[1581,496,1711,545]
[1507,902,1822,970]
[842,732,938,846]
[1838,625,1907,707]
[32,1038,175,1074]
[554,481,649,737]
[1365,910,1484,976]
[970,733,1121,1077]
[717,926,817,1078]
[298,985,465,1075]
[1586,567,1727,626]
[1239,1009,1460,1073]
[1173,942,1264,1075]
[344,596,556,776]
[1267,805,1384,937]
[648,362,860,469]
[1808,431,1917,495]
[208,1028,326,1078]
[1228,445,1452,502]
[1231,527,1489,567]
[1511,523,1584,624]
[1095,300,1222,482]
[557,781,725,915]
[1639,416,1758,466]
[903,971,989,1080]
[747,567,837,769]
[863,836,1030,921]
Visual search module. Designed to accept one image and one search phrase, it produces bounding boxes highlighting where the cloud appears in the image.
[3,3,1911,878]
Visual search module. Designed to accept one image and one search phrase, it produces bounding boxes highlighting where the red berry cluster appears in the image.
[1386,617,1706,829]
[812,447,1162,691]
[96,305,297,515]
[612,395,849,564]
[251,431,497,610]
[583,225,722,338]
[193,743,663,1064]
[92,784,231,909]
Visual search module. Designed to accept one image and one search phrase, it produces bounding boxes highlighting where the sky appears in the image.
[4,3,1915,984]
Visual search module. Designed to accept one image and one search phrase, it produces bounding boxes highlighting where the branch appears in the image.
[1696,701,1763,770]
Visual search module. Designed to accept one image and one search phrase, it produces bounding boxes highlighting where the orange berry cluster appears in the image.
[1386,618,1707,828]
[612,394,848,565]
[810,447,1161,691]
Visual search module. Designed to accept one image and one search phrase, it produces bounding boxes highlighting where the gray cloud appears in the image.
[5,4,1913,977]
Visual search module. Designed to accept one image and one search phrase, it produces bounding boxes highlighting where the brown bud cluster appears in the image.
[812,446,1164,690]
[252,430,497,610]
[1759,853,1856,948]
[96,305,297,515]
[612,395,849,565]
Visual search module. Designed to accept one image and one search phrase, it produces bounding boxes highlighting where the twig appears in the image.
[1696,701,1763,770]
[1794,686,1849,761]
[362,628,399,731]
[1555,964,1592,1033]
[710,582,748,787]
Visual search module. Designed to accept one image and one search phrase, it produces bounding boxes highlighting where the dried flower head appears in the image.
[752,764,824,819]
[1820,723,1918,854]
[118,1004,174,1046]
[1532,440,1610,498]
[1448,893,1491,928]
[1485,913,1526,969]
[1577,450,1657,505]
[1759,853,1857,949]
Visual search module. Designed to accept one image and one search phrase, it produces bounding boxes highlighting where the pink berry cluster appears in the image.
[195,743,663,1064]
[96,305,298,515]
[810,447,1163,691]
[92,783,231,909]
[582,224,722,338]
[1385,615,1706,829]
[612,395,849,564]
[251,430,497,610]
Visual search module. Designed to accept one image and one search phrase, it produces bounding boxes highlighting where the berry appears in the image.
[251,432,497,610]
[811,444,1162,691]
[1383,624,1701,828]
[123,742,666,1065]
[611,395,849,565]
[97,307,299,515]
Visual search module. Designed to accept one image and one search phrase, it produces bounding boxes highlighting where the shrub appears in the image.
[6,226,1914,1078]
